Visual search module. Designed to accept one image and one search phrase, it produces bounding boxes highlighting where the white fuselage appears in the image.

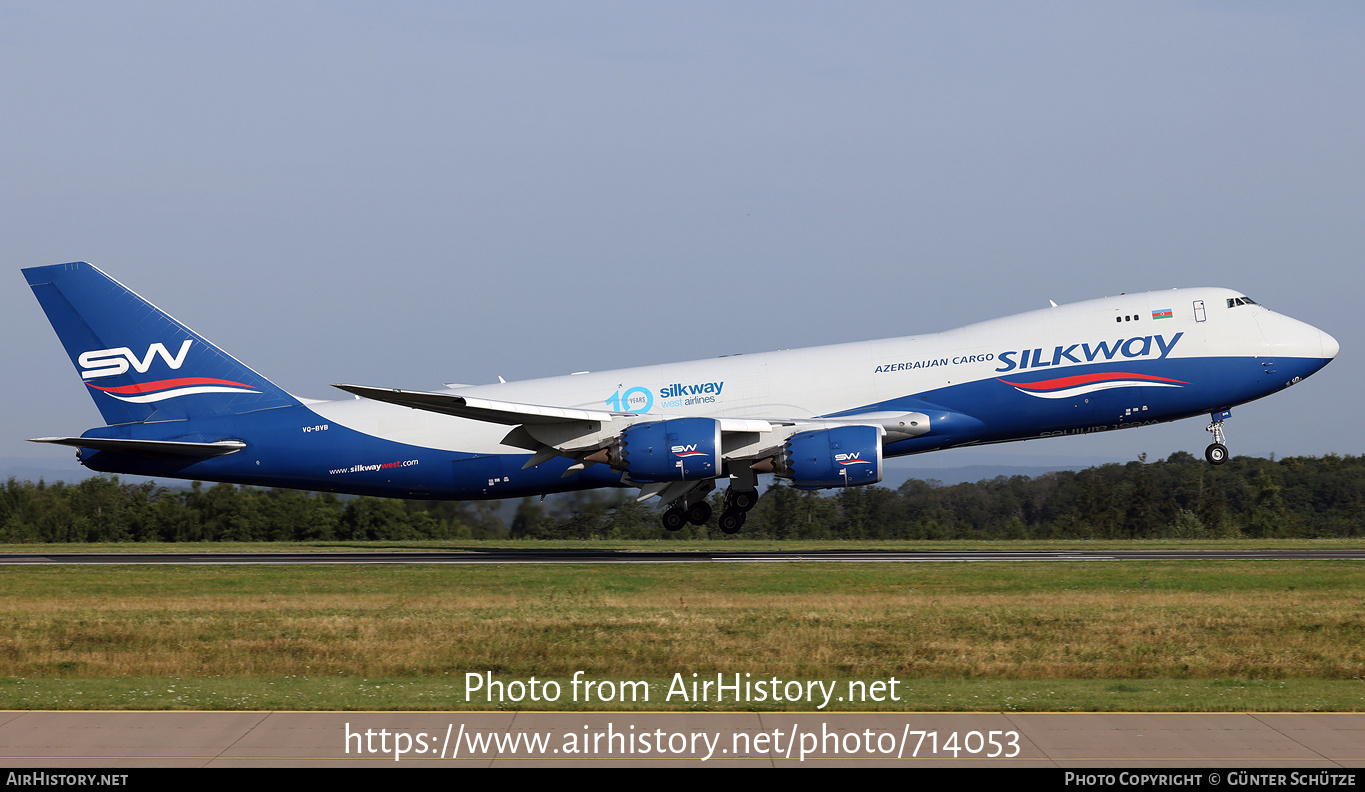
[307,287,1335,457]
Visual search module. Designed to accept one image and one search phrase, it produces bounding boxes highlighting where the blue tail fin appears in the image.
[23,262,299,425]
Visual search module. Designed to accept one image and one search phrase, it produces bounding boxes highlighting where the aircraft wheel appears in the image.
[687,501,712,526]
[662,508,687,532]
[728,489,758,512]
[719,510,745,535]
[1205,443,1229,466]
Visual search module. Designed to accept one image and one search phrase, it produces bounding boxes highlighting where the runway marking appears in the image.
[0,550,1361,565]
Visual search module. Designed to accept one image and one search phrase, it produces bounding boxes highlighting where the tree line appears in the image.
[2,452,1362,543]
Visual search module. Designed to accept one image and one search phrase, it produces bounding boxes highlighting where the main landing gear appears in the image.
[1205,410,1230,466]
[661,501,713,531]
[717,464,761,534]
[660,485,760,534]
[661,489,758,533]
[718,488,758,534]
[658,467,763,534]
[662,481,716,531]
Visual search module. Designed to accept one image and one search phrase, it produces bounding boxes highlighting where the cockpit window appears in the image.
[1227,296,1258,308]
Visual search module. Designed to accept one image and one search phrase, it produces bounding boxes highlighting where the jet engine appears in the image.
[593,417,722,482]
[772,425,883,489]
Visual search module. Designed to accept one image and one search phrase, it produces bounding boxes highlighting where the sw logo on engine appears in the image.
[78,340,193,379]
[671,444,708,457]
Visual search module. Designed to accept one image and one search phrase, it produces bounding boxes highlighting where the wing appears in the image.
[334,383,933,501]
[333,384,620,425]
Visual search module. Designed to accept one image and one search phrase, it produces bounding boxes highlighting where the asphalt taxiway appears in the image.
[1,548,1363,564]
[1,711,1362,767]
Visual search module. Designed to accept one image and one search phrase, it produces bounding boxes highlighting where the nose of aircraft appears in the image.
[1320,328,1340,361]
[1255,310,1338,368]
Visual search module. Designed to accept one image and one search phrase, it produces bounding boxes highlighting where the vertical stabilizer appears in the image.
[23,262,299,425]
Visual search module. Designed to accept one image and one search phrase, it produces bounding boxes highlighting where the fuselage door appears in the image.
[1193,300,1207,322]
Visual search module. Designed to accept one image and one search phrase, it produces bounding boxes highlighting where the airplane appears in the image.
[23,262,1339,534]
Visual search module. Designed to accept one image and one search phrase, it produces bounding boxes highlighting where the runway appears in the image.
[1,548,1363,565]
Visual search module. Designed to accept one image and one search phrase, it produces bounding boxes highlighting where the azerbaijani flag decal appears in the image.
[1152,308,1174,319]
[85,377,261,403]
[998,371,1190,399]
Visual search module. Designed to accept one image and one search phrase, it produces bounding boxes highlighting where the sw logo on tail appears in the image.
[79,340,193,379]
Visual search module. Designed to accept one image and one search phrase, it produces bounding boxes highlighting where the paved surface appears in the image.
[3,549,1364,565]
[0,711,1361,767]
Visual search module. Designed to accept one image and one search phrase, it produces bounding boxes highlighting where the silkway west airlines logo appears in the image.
[1000,371,1190,399]
[994,333,1183,373]
[993,332,1190,399]
[78,341,260,403]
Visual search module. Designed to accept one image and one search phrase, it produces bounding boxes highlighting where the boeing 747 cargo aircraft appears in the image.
[24,262,1338,533]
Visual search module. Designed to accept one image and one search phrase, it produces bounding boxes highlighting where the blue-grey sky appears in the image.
[3,1,1361,481]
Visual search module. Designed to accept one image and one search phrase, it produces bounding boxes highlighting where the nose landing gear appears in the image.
[1205,410,1231,465]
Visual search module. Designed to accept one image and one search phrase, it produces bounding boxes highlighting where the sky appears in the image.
[2,1,1361,484]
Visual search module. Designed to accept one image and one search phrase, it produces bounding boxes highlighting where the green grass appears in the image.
[1,550,1362,712]
[2,677,1357,713]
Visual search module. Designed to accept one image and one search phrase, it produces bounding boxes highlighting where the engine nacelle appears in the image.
[773,425,883,489]
[610,417,722,482]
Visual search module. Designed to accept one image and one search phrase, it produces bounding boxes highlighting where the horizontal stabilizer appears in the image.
[334,384,618,425]
[28,437,246,458]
